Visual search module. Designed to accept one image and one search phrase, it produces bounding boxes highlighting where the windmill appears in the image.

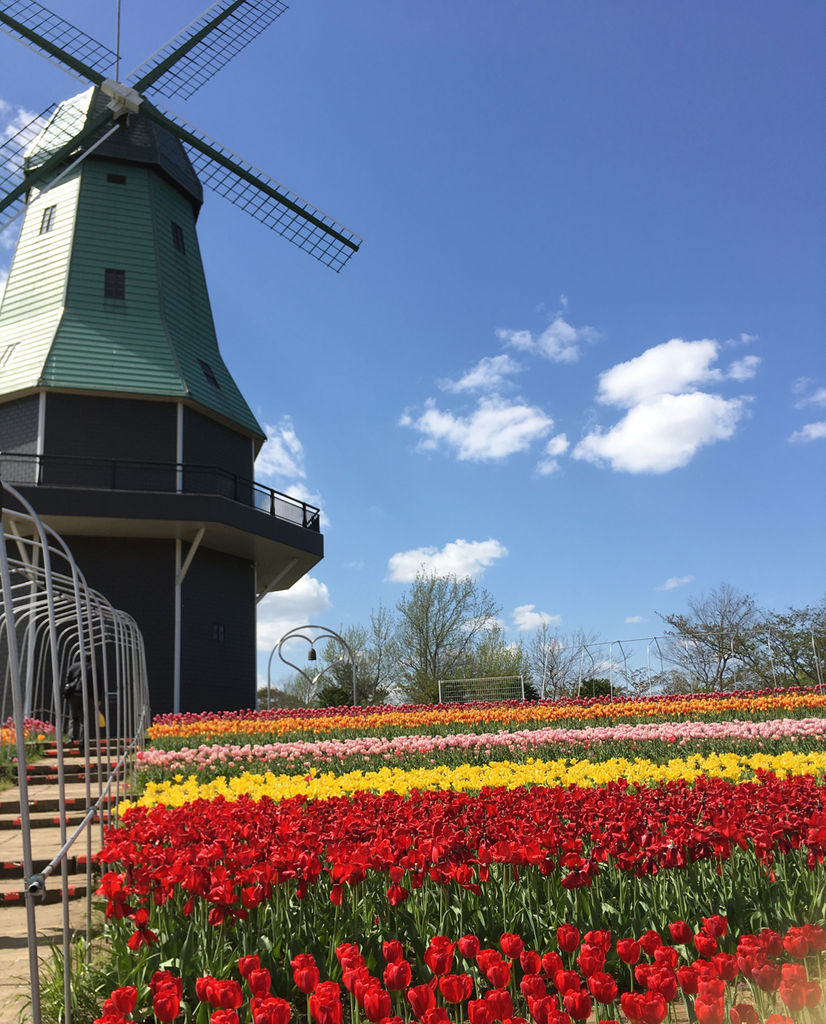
[0,0,361,714]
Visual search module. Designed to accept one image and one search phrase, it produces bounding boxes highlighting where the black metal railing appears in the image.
[0,451,321,531]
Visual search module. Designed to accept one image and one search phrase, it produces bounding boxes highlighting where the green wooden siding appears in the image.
[0,146,262,439]
[0,174,80,395]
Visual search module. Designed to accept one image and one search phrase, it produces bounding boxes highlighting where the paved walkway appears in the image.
[0,747,114,1024]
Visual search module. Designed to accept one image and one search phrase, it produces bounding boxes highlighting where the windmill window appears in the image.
[107,173,127,184]
[39,205,56,234]
[171,222,186,253]
[0,343,18,366]
[211,624,225,642]
[104,268,126,300]
[198,358,220,388]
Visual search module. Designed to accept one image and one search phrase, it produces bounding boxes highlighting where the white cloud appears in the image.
[727,355,761,381]
[573,392,746,473]
[625,615,647,624]
[497,315,598,364]
[256,417,306,479]
[439,354,522,393]
[789,421,826,443]
[386,538,507,582]
[255,418,328,525]
[512,604,562,631]
[536,432,570,476]
[656,575,695,591]
[793,381,826,409]
[0,267,7,306]
[596,338,721,408]
[400,395,552,461]
[256,575,332,652]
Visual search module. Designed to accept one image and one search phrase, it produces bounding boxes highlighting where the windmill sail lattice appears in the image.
[127,0,289,101]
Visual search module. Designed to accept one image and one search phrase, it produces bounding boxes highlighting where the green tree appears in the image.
[743,599,826,688]
[394,572,501,703]
[316,608,397,707]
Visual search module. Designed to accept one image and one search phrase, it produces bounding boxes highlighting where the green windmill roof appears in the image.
[0,88,264,443]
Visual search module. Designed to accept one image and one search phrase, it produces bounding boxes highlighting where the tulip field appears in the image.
[91,689,826,1024]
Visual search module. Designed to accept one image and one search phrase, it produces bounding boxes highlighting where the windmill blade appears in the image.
[0,101,115,225]
[0,103,57,224]
[128,0,288,103]
[149,105,361,272]
[0,0,115,84]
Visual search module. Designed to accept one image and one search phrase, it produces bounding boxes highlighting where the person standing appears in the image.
[62,661,85,743]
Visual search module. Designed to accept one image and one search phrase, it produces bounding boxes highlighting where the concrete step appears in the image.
[0,853,89,880]
[0,872,94,905]
[0,794,91,815]
[0,809,108,831]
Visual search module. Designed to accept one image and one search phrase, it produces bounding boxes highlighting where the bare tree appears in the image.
[659,583,758,691]
[527,626,600,699]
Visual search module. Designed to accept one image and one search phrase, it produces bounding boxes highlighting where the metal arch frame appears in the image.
[1,481,150,1024]
[266,624,358,707]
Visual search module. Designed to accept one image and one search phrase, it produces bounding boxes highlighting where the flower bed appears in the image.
[90,689,826,1023]
[95,920,825,1024]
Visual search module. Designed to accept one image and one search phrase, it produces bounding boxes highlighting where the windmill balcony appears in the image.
[0,451,323,597]
[0,451,320,530]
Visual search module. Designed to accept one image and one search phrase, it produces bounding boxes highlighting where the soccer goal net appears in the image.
[438,675,525,704]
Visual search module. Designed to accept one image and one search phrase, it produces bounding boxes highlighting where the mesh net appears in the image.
[438,675,525,705]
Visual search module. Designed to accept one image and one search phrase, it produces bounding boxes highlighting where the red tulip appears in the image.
[407,983,437,1019]
[468,999,493,1024]
[291,955,320,995]
[638,930,663,956]
[693,933,718,958]
[668,921,693,945]
[309,982,342,1024]
[362,986,393,1022]
[520,951,542,975]
[424,937,456,976]
[383,940,404,963]
[694,998,725,1024]
[106,987,137,1015]
[702,916,728,939]
[485,988,514,1022]
[616,939,641,964]
[439,974,473,1004]
[210,1012,240,1024]
[238,956,261,979]
[459,935,482,959]
[486,961,512,988]
[587,972,617,1005]
[562,988,591,1022]
[556,925,580,953]
[541,952,564,978]
[582,930,611,953]
[251,996,291,1024]
[520,974,546,1000]
[553,971,581,996]
[384,960,412,991]
[782,928,810,958]
[500,933,524,959]
[676,965,699,995]
[729,1005,760,1024]
[152,989,181,1023]
[247,969,272,999]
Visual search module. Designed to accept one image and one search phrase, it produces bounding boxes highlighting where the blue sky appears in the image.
[2,1,824,686]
